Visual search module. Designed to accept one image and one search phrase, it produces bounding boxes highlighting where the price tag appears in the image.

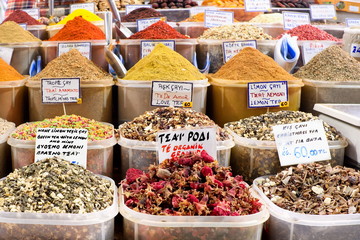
[41,78,81,104]
[204,10,233,28]
[0,46,14,64]
[247,81,288,108]
[302,42,331,64]
[18,23,27,30]
[244,0,271,12]
[350,43,360,58]
[70,3,95,13]
[222,40,257,63]
[151,81,193,107]
[140,40,175,58]
[310,4,337,20]
[346,18,360,27]
[22,8,40,19]
[126,4,152,14]
[190,6,216,16]
[182,101,193,108]
[273,120,331,166]
[137,17,165,32]
[157,127,217,163]
[58,42,91,59]
[282,11,310,30]
[35,128,88,167]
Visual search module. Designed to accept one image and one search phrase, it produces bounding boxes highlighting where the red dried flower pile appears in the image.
[276,24,340,41]
[121,150,262,216]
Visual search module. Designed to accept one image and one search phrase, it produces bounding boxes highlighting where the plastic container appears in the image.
[0,42,41,75]
[208,78,304,126]
[343,27,360,61]
[0,123,15,178]
[26,79,114,123]
[312,24,345,39]
[7,123,117,177]
[41,40,108,70]
[226,128,348,183]
[300,79,360,115]
[252,176,360,240]
[0,79,27,126]
[28,25,47,40]
[119,187,269,240]
[118,39,197,69]
[46,20,105,39]
[118,135,234,179]
[116,79,209,123]
[0,175,118,240]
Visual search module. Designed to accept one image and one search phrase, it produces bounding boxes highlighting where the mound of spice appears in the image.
[11,114,113,141]
[249,13,283,24]
[119,107,230,141]
[211,47,298,81]
[49,16,105,41]
[0,118,15,135]
[121,7,163,22]
[57,9,103,25]
[0,58,24,81]
[128,20,189,39]
[198,24,273,40]
[0,157,113,213]
[294,45,360,81]
[29,49,111,81]
[122,43,205,80]
[276,24,340,41]
[0,21,41,43]
[225,110,341,141]
[2,10,43,25]
[256,163,360,214]
[122,150,261,216]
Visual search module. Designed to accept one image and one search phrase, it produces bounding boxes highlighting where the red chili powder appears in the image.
[128,20,189,39]
[3,10,43,25]
[276,24,340,41]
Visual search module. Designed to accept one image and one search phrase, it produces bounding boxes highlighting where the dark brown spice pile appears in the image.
[121,7,163,22]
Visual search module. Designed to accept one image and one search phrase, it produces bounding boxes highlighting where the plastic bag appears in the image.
[274,34,300,73]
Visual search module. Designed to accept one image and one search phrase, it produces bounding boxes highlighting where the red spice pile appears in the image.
[128,20,189,39]
[277,24,340,41]
[49,16,105,41]
[3,10,43,25]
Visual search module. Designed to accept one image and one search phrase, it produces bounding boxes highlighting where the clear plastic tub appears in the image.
[7,123,117,177]
[46,20,105,39]
[0,175,118,240]
[26,79,114,123]
[28,25,47,40]
[0,123,15,178]
[226,128,348,183]
[118,39,197,69]
[0,42,41,75]
[252,176,360,240]
[116,79,209,123]
[0,79,27,126]
[119,187,269,240]
[313,24,345,39]
[41,40,108,70]
[300,79,360,115]
[118,135,234,179]
[208,78,304,126]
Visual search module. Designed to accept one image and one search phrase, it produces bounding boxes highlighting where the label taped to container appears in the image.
[244,0,271,12]
[151,81,193,107]
[273,120,331,166]
[126,4,152,14]
[18,23,27,30]
[310,4,337,20]
[58,42,91,59]
[282,11,310,30]
[137,17,166,32]
[204,10,233,28]
[302,42,332,64]
[141,40,175,58]
[346,18,360,27]
[190,6,216,16]
[0,46,14,64]
[247,81,288,108]
[35,128,88,167]
[22,8,40,19]
[156,127,217,163]
[41,78,81,104]
[70,3,95,13]
[222,40,257,63]
[350,43,360,58]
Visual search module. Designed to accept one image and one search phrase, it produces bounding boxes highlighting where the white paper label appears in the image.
[141,40,175,58]
[18,23,27,30]
[0,46,14,64]
[190,6,216,16]
[346,18,360,27]
[282,11,310,30]
[157,127,217,163]
[349,5,359,12]
[248,81,288,108]
[350,43,360,58]
[204,10,233,28]
[58,42,91,59]
[137,17,163,31]
[70,3,95,13]
[22,8,40,19]
[126,4,152,14]
[35,128,88,167]
[310,4,337,20]
[151,81,193,107]
[223,40,257,63]
[273,120,331,166]
[244,0,271,12]
[41,78,81,103]
[302,42,331,64]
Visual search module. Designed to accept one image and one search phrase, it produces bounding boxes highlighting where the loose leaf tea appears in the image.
[199,24,273,40]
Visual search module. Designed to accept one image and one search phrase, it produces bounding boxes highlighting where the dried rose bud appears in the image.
[201,166,213,177]
[126,168,144,183]
[201,150,214,163]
